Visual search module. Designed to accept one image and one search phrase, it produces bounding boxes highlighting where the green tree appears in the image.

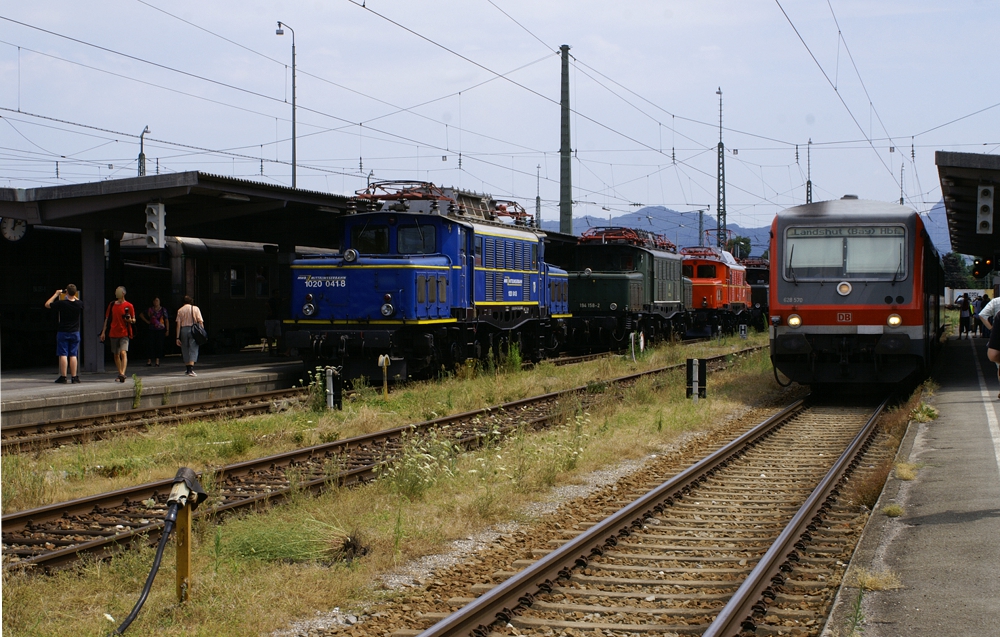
[943,252,973,289]
[726,236,752,259]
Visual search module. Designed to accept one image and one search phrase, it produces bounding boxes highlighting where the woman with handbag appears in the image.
[175,295,205,377]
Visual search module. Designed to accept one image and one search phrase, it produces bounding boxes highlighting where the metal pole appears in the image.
[716,88,726,248]
[277,22,296,188]
[138,125,149,177]
[559,45,572,234]
[692,358,699,404]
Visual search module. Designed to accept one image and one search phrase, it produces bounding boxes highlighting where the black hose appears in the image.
[110,502,179,636]
[772,358,792,388]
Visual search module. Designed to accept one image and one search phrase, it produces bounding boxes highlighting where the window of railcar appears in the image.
[398,225,436,254]
[255,266,270,297]
[697,264,717,278]
[784,226,906,280]
[428,274,436,303]
[531,244,537,269]
[351,225,389,254]
[230,264,246,298]
[474,236,483,266]
[682,264,694,278]
[416,275,426,304]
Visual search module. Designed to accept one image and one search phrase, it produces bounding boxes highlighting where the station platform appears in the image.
[826,335,1000,636]
[0,352,304,427]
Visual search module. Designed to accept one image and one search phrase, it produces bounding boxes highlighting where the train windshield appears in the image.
[351,225,389,254]
[784,226,906,280]
[398,226,436,254]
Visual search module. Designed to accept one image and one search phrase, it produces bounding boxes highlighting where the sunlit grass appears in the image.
[1,342,788,637]
[2,334,767,513]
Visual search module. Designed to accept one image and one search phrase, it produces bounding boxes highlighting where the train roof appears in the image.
[680,245,742,266]
[777,197,916,221]
[351,180,545,237]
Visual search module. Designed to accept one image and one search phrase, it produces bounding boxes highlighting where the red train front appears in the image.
[681,246,751,334]
[768,197,944,388]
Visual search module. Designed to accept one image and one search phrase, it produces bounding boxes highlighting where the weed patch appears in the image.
[911,402,938,422]
[894,462,918,480]
[882,503,904,517]
[849,457,893,510]
[850,567,902,591]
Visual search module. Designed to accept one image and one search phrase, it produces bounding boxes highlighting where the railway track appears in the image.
[399,397,892,637]
[2,346,764,572]
[0,387,308,452]
[2,338,742,453]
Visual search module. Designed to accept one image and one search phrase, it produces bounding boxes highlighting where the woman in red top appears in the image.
[100,286,136,382]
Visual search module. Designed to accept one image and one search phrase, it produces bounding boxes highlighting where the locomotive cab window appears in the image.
[351,225,389,254]
[475,236,483,266]
[784,226,906,280]
[696,265,716,278]
[398,226,436,254]
[682,264,694,278]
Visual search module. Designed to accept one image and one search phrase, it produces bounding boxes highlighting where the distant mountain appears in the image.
[542,199,953,257]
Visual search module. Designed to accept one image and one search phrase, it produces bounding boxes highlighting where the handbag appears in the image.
[191,322,208,345]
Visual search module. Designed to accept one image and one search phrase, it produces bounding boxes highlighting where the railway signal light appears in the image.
[145,203,166,248]
[977,184,994,235]
[973,257,994,280]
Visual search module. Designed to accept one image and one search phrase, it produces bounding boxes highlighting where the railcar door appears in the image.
[458,228,468,307]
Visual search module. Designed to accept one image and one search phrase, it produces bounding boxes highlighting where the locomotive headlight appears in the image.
[302,303,316,317]
[837,281,852,296]
[887,313,902,327]
[380,303,395,317]
[787,314,802,328]
[344,248,359,262]
[609,302,618,310]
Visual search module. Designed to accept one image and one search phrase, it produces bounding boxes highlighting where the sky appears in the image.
[1,0,997,234]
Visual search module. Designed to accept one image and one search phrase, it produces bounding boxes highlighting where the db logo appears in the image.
[837,312,853,322]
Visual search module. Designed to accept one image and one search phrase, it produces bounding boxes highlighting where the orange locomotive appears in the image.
[680,246,752,335]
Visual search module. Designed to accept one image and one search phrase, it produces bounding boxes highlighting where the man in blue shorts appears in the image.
[45,284,84,384]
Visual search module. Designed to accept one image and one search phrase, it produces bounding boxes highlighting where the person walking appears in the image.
[44,284,84,384]
[977,295,1000,398]
[982,294,992,339]
[100,286,136,383]
[973,295,985,337]
[957,294,972,339]
[139,297,169,366]
[175,295,204,377]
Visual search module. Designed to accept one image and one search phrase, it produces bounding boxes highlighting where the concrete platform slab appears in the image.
[1,353,304,427]
[824,335,1000,636]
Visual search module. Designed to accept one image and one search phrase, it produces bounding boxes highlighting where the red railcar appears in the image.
[768,197,944,387]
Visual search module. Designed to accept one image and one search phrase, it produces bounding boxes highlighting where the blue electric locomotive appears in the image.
[284,181,569,380]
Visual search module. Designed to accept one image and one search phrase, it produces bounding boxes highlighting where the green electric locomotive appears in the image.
[562,227,691,352]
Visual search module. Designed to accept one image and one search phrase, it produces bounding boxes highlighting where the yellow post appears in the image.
[176,503,192,603]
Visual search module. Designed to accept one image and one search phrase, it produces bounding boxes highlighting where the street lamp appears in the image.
[276,21,296,188]
[138,125,150,177]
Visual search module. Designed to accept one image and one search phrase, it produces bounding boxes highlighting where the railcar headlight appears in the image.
[380,303,395,317]
[837,281,852,296]
[344,248,359,262]
[787,314,802,328]
[609,302,618,310]
[887,314,902,327]
[302,303,316,317]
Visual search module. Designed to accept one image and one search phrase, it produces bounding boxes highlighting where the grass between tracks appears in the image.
[2,334,790,637]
